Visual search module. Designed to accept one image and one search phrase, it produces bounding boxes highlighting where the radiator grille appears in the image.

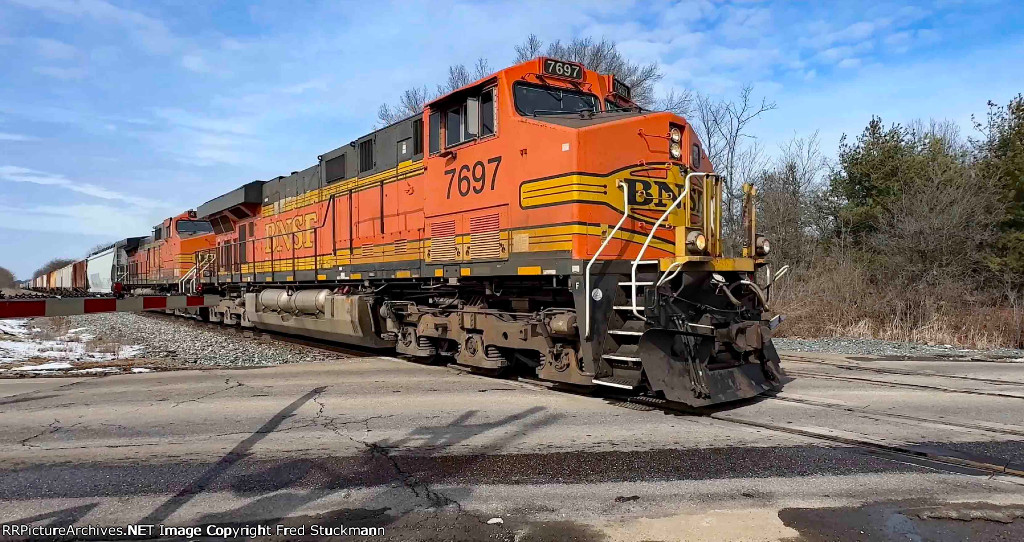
[429,220,457,262]
[468,214,502,260]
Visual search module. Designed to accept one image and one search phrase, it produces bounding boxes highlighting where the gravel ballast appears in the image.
[56,312,348,367]
[8,311,1022,372]
[774,337,1024,361]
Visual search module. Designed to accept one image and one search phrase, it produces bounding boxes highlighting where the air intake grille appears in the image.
[429,220,457,262]
[468,214,502,260]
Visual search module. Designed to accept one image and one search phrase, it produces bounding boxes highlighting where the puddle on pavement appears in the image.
[779,500,1024,542]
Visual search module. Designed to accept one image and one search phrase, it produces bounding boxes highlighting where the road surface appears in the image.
[2,353,1023,541]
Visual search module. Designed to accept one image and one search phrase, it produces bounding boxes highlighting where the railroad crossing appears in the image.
[1,351,1022,541]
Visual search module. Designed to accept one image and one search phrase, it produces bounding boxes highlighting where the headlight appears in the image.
[755,235,770,256]
[669,127,682,143]
[686,230,707,254]
[670,142,682,160]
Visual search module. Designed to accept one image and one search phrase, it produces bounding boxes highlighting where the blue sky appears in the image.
[1,0,1022,278]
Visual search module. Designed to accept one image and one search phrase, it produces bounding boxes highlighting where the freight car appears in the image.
[178,57,785,407]
[28,237,146,295]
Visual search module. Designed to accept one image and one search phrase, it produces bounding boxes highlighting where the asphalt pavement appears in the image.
[1,353,1023,541]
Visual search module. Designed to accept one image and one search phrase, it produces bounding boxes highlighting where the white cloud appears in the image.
[32,37,77,59]
[8,0,179,54]
[33,66,87,79]
[837,58,862,69]
[0,166,162,207]
[180,54,209,73]
[0,203,166,237]
[152,108,252,135]
[0,132,39,141]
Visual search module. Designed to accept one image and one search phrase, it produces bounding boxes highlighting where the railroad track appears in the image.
[766,393,1024,438]
[787,369,1024,400]
[160,315,1024,483]
[612,394,1024,483]
[783,355,1024,386]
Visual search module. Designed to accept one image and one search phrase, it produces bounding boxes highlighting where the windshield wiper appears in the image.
[531,109,575,116]
[532,106,597,117]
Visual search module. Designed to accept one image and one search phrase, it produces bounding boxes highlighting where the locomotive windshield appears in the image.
[514,83,599,116]
[176,220,214,236]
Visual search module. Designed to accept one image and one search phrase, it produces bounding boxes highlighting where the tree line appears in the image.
[757,98,1024,347]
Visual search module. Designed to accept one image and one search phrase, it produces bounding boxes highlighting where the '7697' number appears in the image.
[445,156,502,198]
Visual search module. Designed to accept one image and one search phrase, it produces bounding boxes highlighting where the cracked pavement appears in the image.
[2,354,1024,541]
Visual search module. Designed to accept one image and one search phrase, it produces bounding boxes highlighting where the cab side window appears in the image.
[437,87,497,150]
[480,89,495,136]
[429,111,440,155]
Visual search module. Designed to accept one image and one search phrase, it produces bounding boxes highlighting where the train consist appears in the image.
[31,58,784,407]
[30,237,143,294]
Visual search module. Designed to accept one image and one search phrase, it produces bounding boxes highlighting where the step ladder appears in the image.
[179,252,215,295]
[594,172,712,388]
[597,274,657,389]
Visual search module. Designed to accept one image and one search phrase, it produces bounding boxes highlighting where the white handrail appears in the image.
[584,180,628,340]
[630,172,708,319]
[179,252,215,295]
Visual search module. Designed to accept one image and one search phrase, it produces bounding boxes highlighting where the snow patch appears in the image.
[71,367,120,374]
[1,337,144,365]
[131,367,152,373]
[14,361,73,371]
[0,319,32,337]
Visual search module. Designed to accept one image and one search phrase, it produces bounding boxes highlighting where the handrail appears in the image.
[584,180,628,340]
[179,252,215,294]
[201,194,340,285]
[630,172,708,319]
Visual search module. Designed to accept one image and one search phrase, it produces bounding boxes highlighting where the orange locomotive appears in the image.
[187,57,783,407]
[122,211,216,292]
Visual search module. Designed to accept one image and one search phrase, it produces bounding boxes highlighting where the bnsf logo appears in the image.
[624,178,685,208]
[264,212,317,253]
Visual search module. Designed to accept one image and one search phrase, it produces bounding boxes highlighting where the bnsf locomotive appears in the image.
[47,58,786,407]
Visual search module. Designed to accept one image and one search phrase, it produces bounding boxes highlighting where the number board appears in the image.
[541,58,584,81]
[612,78,631,100]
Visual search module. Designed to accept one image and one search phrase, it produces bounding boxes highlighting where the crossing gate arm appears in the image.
[0,295,223,319]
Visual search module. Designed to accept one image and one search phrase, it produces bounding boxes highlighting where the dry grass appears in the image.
[38,316,71,340]
[772,258,1024,350]
[86,336,124,357]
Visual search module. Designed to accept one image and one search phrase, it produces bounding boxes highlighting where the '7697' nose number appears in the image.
[445,156,502,198]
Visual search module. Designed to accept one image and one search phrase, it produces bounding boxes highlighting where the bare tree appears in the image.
[473,57,491,79]
[692,85,777,248]
[514,33,543,63]
[381,34,703,124]
[378,86,431,125]
[658,88,693,117]
[755,133,827,266]
[535,36,662,109]
[436,64,471,96]
[378,56,492,126]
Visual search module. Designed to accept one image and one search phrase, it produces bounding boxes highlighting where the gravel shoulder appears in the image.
[774,337,1024,361]
[0,312,348,377]
[3,312,1022,381]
